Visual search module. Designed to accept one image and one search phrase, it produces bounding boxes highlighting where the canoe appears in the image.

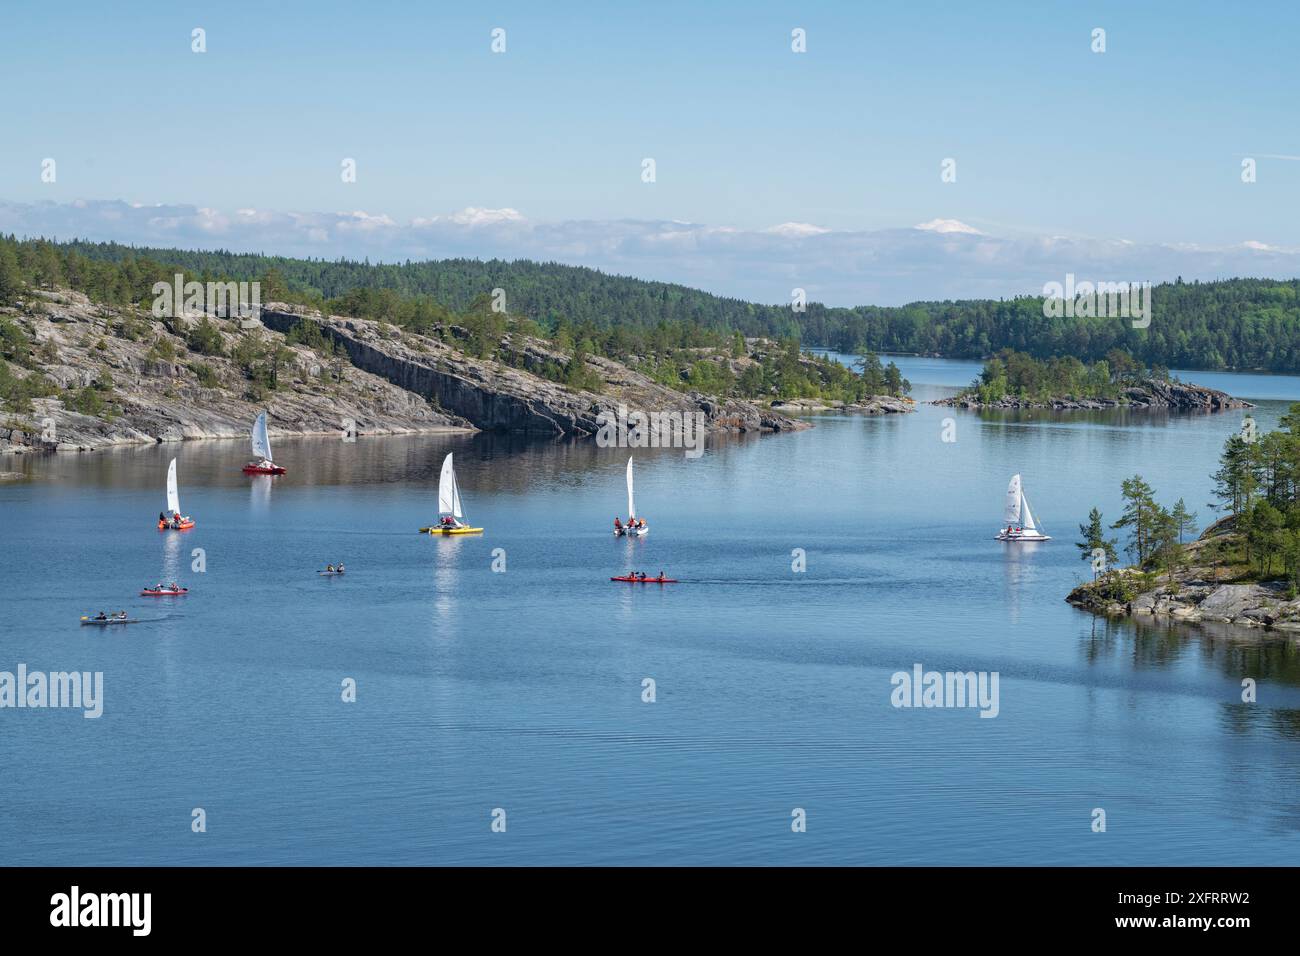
[317,570,346,575]
[610,576,677,583]
[141,588,188,596]
[81,618,138,625]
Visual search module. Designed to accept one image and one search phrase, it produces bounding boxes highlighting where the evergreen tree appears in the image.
[1112,475,1159,563]
[1170,498,1197,544]
[1076,507,1118,579]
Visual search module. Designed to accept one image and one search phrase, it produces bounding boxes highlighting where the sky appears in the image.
[1,0,1298,304]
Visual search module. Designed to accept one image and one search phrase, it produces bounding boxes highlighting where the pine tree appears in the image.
[1112,475,1158,564]
[1075,507,1118,578]
[0,242,22,306]
[1170,498,1197,544]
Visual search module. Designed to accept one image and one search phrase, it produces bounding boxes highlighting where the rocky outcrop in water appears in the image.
[771,396,914,415]
[1066,519,1300,632]
[936,378,1251,411]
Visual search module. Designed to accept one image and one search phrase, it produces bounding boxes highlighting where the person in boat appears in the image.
[656,570,665,581]
[94,611,108,621]
[116,610,127,619]
[336,563,345,573]
[326,564,335,573]
[638,571,648,580]
[614,517,623,533]
[159,511,167,525]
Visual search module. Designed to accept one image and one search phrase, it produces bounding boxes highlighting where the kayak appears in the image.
[243,464,286,475]
[158,519,195,530]
[141,588,188,596]
[81,617,138,625]
[611,576,677,584]
[318,570,346,575]
[419,526,484,535]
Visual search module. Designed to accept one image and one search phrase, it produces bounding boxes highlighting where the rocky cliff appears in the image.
[0,291,806,453]
[257,306,806,438]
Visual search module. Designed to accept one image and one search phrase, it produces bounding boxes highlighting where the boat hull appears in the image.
[141,589,188,596]
[81,619,138,625]
[610,576,676,583]
[158,519,195,530]
[995,531,1051,541]
[243,464,286,475]
[419,526,484,535]
[614,528,649,537]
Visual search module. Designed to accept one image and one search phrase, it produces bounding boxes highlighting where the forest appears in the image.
[0,235,908,409]
[2,234,1299,371]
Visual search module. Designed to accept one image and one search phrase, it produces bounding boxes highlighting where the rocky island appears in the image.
[933,348,1251,412]
[1066,516,1300,631]
[1069,415,1300,634]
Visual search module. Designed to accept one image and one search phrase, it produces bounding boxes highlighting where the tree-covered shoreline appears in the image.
[3,234,1300,372]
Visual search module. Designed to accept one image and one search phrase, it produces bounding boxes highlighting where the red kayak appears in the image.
[141,587,188,596]
[243,463,286,475]
[611,576,677,584]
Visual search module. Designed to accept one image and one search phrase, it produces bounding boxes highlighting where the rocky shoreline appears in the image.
[1066,522,1300,633]
[935,378,1252,412]
[770,395,915,415]
[1,292,808,453]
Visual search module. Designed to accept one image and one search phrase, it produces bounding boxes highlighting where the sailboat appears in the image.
[995,474,1050,541]
[242,411,286,475]
[614,456,648,536]
[158,458,195,530]
[419,452,483,534]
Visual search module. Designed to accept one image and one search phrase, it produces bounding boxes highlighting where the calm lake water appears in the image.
[3,356,1300,866]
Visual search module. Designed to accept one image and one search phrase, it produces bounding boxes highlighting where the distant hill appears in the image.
[5,235,1300,371]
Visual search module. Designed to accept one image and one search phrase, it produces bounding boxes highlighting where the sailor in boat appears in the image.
[614,517,623,535]
[440,515,466,530]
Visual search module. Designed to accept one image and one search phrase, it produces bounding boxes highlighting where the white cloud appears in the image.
[914,218,984,235]
[2,198,1298,306]
[763,222,831,238]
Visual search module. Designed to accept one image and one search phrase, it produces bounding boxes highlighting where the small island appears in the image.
[1068,410,1300,631]
[934,349,1251,411]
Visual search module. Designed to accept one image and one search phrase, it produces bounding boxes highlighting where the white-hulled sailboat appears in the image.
[420,452,483,534]
[242,411,286,475]
[615,456,648,536]
[158,458,195,530]
[995,474,1049,541]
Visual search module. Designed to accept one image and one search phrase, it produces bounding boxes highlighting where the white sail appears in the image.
[251,411,272,462]
[166,458,181,515]
[626,456,636,520]
[438,453,464,519]
[1003,474,1022,526]
[1020,492,1041,533]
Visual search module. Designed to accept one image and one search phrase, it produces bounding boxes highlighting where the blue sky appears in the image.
[2,1,1298,303]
